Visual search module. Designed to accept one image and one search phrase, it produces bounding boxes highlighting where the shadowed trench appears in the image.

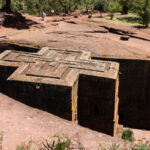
[93,56,150,130]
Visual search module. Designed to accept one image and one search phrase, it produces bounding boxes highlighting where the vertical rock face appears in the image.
[78,75,120,136]
[118,59,150,130]
[93,57,150,130]
[0,47,120,136]
[0,40,40,53]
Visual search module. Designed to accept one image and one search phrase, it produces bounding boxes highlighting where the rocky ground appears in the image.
[0,13,150,59]
[0,12,150,149]
[0,93,124,150]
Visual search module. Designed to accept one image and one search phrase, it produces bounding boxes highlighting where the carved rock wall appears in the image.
[93,57,150,130]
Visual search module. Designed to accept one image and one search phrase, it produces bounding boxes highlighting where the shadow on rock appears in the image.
[2,12,38,30]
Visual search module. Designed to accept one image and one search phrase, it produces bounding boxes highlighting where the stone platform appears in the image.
[0,47,120,136]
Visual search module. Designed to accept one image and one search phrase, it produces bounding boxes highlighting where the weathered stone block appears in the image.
[0,47,120,136]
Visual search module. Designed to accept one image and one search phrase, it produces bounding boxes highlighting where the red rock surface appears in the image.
[0,13,150,149]
[0,93,124,150]
[0,13,150,59]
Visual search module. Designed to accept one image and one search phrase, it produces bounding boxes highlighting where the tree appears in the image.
[119,0,131,14]
[133,0,150,27]
[2,0,11,12]
[83,0,94,12]
[107,0,122,20]
[57,0,73,13]
[11,0,27,13]
[94,0,107,17]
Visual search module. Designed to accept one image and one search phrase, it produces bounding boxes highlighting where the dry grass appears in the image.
[0,133,3,150]
[16,133,150,150]
[98,138,150,150]
[16,134,85,150]
[92,13,143,27]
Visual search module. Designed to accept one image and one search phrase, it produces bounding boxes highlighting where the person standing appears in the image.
[42,10,46,21]
[0,13,4,27]
[51,9,55,16]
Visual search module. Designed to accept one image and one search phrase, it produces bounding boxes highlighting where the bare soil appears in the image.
[0,13,150,59]
[0,13,150,149]
[0,93,123,150]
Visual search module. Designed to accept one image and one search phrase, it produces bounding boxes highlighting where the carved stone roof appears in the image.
[0,47,119,86]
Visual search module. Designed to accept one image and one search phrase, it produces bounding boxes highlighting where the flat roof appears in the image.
[0,47,119,86]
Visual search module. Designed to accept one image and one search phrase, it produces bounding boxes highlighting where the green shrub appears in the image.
[46,134,71,150]
[132,0,150,27]
[16,139,33,150]
[16,134,85,150]
[133,144,150,150]
[98,143,121,150]
[122,129,135,142]
[107,0,122,20]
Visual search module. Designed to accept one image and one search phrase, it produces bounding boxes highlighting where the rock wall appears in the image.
[0,40,40,53]
[0,66,72,120]
[78,74,119,136]
[93,57,150,130]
